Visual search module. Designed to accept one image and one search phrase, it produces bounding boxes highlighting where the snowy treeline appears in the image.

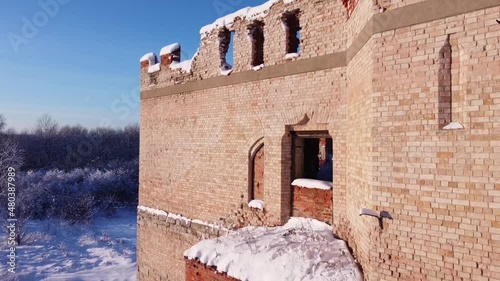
[10,114,139,171]
[16,160,138,223]
[0,114,139,228]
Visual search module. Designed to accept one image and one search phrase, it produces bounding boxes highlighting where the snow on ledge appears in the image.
[184,217,363,281]
[148,63,160,73]
[170,60,193,73]
[285,52,300,60]
[169,48,199,73]
[220,63,234,76]
[140,52,156,63]
[138,205,168,217]
[248,200,265,210]
[252,64,264,71]
[200,0,298,37]
[443,121,464,130]
[160,43,180,56]
[137,205,227,231]
[292,178,333,190]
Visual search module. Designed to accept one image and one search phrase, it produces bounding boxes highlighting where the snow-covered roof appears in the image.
[184,217,363,281]
[160,43,180,56]
[291,178,333,190]
[140,52,156,63]
[200,0,298,37]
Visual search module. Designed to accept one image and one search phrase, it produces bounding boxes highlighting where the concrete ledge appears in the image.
[141,52,346,100]
[141,0,499,100]
[137,208,226,239]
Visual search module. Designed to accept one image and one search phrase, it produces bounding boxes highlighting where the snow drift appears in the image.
[184,217,363,281]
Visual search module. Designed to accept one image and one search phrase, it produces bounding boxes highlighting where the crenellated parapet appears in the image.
[139,0,369,91]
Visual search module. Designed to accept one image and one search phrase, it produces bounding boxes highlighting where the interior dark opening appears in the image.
[218,28,234,69]
[282,10,301,54]
[248,21,265,66]
[292,131,333,182]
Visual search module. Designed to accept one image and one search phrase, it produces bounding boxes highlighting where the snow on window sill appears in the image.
[291,178,333,190]
[285,53,300,60]
[443,121,464,130]
[252,64,264,71]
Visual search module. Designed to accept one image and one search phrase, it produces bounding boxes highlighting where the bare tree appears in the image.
[0,114,6,133]
[0,139,22,171]
[31,114,59,168]
[34,114,59,136]
[0,123,26,245]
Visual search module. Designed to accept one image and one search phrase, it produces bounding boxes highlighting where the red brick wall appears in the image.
[253,146,265,200]
[185,259,240,281]
[292,186,333,225]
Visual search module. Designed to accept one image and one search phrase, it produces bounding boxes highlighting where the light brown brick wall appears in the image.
[378,0,427,11]
[140,67,346,224]
[370,6,500,281]
[343,36,377,280]
[138,0,500,280]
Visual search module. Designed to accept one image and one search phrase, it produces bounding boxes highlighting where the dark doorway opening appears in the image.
[251,144,265,200]
[303,138,320,179]
[292,131,333,182]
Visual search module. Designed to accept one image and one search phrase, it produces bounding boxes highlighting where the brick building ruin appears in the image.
[138,0,500,280]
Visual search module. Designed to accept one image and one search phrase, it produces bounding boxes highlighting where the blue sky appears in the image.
[0,0,264,131]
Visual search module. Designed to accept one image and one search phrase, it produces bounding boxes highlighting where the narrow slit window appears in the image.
[282,10,301,55]
[248,21,265,67]
[438,35,452,128]
[218,28,234,73]
[439,34,464,130]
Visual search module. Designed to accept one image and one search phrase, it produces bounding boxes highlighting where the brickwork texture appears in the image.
[138,0,500,280]
[292,186,333,225]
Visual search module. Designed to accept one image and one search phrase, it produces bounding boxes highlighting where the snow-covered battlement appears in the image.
[199,0,297,38]
[160,43,180,56]
[139,0,360,91]
[140,42,195,75]
[140,0,299,76]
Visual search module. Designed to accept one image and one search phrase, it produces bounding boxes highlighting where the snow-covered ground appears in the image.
[0,210,137,281]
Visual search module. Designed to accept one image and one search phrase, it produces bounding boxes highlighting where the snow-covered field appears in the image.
[0,210,137,281]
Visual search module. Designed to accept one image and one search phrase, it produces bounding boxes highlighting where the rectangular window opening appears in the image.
[248,21,265,67]
[219,28,234,71]
[282,10,301,55]
[292,132,333,182]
